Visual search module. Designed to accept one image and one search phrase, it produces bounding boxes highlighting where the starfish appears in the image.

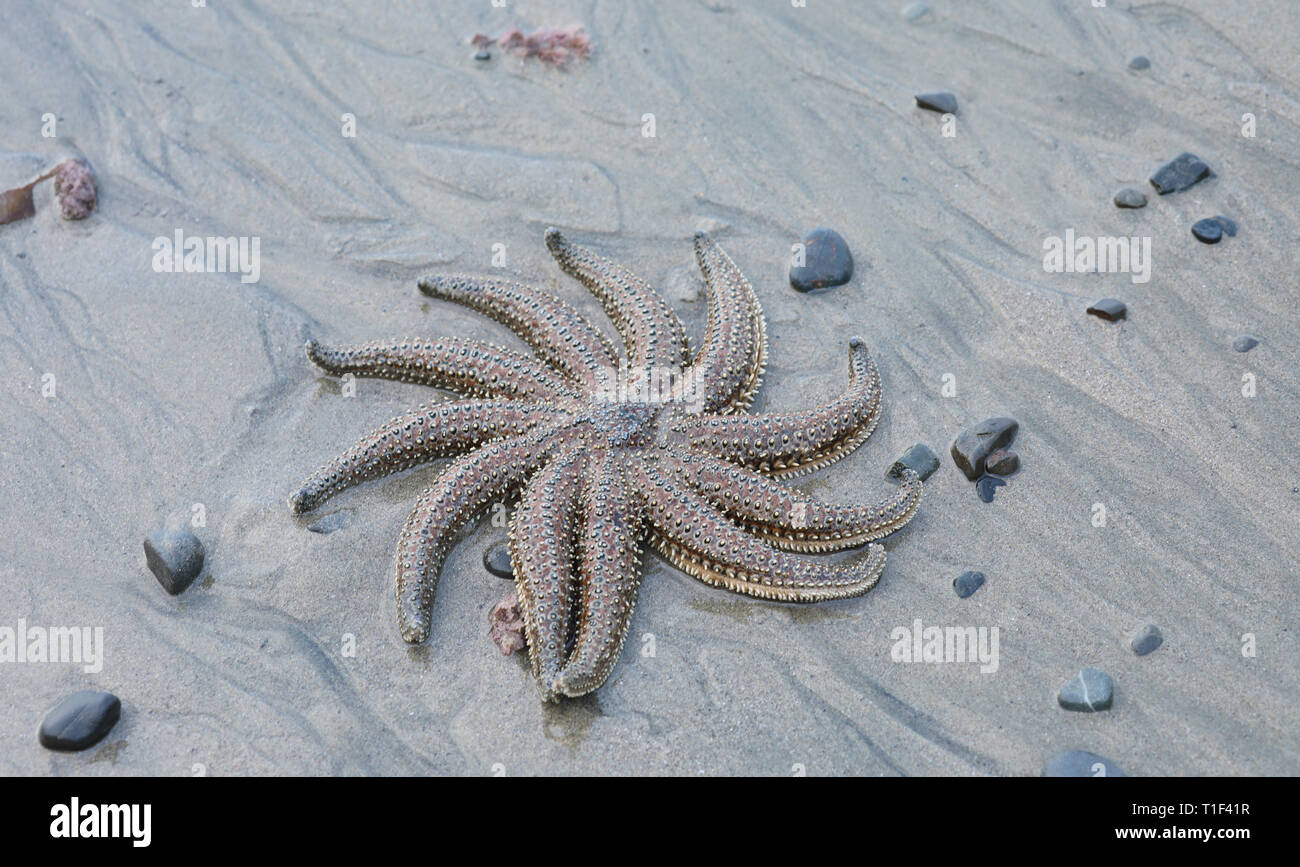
[290,229,923,701]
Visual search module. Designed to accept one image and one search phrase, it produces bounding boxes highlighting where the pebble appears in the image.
[488,591,526,655]
[1212,215,1237,236]
[1191,218,1222,244]
[976,475,1005,503]
[984,448,1019,475]
[1131,623,1163,656]
[1149,152,1212,194]
[1113,187,1147,208]
[914,91,958,114]
[483,541,514,579]
[307,511,351,534]
[1232,334,1260,352]
[789,227,854,293]
[1058,668,1114,712]
[901,2,930,21]
[886,443,940,483]
[473,49,491,61]
[1127,55,1150,70]
[951,417,1019,480]
[1043,750,1126,777]
[39,690,121,751]
[143,528,205,595]
[953,571,985,598]
[1086,298,1127,321]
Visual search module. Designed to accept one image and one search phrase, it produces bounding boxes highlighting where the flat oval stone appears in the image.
[1233,334,1260,352]
[1043,750,1126,777]
[1058,668,1114,712]
[1127,55,1150,70]
[39,690,121,751]
[144,528,205,595]
[307,511,351,534]
[1191,218,1222,243]
[953,571,985,598]
[1086,298,1127,321]
[951,416,1019,480]
[1150,152,1212,194]
[914,91,958,114]
[1113,187,1147,208]
[886,443,940,483]
[984,448,1019,475]
[483,541,514,579]
[789,227,854,293]
[1131,623,1163,656]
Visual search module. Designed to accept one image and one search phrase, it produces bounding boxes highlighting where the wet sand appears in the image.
[1,0,1297,775]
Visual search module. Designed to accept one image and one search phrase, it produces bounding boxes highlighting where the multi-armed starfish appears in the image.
[290,229,923,701]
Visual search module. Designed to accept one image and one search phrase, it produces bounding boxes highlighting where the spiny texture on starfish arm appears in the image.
[291,228,924,701]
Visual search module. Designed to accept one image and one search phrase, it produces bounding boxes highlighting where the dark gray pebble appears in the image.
[1191,218,1222,244]
[1043,750,1126,777]
[789,227,854,293]
[953,571,985,598]
[474,50,491,61]
[976,475,1005,503]
[483,541,514,579]
[951,417,1018,480]
[1087,298,1127,321]
[914,91,958,114]
[984,448,1019,475]
[1113,187,1147,208]
[39,690,121,751]
[307,511,351,534]
[1128,55,1150,70]
[144,528,205,595]
[1232,334,1260,352]
[886,443,940,483]
[1131,623,1163,656]
[1150,152,1212,194]
[1058,668,1114,712]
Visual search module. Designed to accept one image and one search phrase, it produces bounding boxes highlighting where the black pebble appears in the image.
[1087,298,1127,321]
[789,227,854,293]
[914,91,958,114]
[886,443,940,483]
[39,691,121,751]
[1191,218,1222,244]
[1128,55,1150,70]
[951,417,1018,480]
[144,529,205,595]
[483,541,514,579]
[1232,334,1260,352]
[1043,750,1126,777]
[1131,623,1163,656]
[1149,152,1212,194]
[976,475,1005,503]
[953,571,985,598]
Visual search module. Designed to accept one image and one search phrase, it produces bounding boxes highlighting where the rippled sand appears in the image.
[2,0,1297,775]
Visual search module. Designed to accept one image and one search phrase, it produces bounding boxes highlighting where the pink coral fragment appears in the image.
[473,25,592,67]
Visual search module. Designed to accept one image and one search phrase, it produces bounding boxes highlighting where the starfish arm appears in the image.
[665,449,922,552]
[289,400,569,514]
[635,462,887,602]
[510,448,586,701]
[417,274,618,389]
[684,232,767,414]
[304,337,580,403]
[677,337,881,476]
[554,453,646,698]
[396,430,562,643]
[544,228,690,370]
